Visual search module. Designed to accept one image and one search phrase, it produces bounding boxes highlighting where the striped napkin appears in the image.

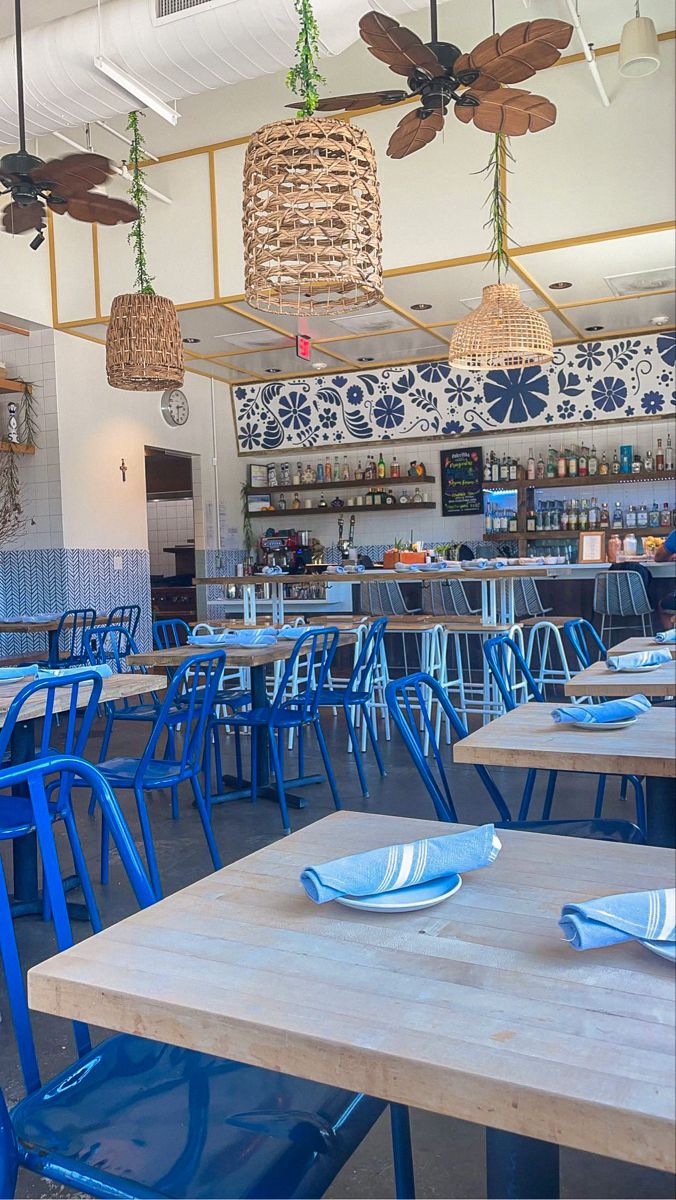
[560,888,675,952]
[300,824,501,904]
[0,665,39,681]
[607,649,671,671]
[655,628,676,643]
[551,694,651,724]
[38,665,113,680]
[189,629,277,648]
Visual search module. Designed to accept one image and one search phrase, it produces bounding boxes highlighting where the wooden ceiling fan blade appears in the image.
[285,90,408,112]
[2,199,45,234]
[459,19,573,86]
[66,195,139,225]
[454,88,557,135]
[387,108,444,159]
[359,11,445,77]
[31,153,114,197]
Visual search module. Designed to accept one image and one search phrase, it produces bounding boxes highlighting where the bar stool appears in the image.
[524,619,572,698]
[594,570,653,643]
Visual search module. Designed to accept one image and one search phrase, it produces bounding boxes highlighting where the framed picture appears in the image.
[578,532,606,564]
[440,446,484,517]
[249,463,268,488]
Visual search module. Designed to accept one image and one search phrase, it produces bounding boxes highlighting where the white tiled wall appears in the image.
[146,497,194,576]
[0,328,62,550]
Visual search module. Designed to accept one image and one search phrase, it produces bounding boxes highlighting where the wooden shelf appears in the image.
[0,440,35,455]
[0,378,27,395]
[248,503,436,518]
[247,475,435,495]
[485,470,675,493]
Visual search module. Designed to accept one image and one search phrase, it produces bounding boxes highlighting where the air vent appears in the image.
[214,330,291,350]
[153,0,238,24]
[329,310,399,334]
[605,267,676,296]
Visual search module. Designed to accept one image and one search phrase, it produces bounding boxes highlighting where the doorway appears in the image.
[145,447,197,627]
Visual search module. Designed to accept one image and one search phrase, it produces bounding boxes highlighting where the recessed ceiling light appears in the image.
[549,281,572,290]
[357,356,374,363]
[312,361,329,370]
[650,314,670,326]
[182,337,200,344]
[411,302,432,311]
[585,325,604,332]
[265,367,282,374]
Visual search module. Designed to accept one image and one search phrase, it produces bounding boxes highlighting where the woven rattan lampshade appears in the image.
[106,293,184,391]
[449,283,553,370]
[243,116,382,315]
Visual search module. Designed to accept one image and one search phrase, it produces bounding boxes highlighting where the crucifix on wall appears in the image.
[119,458,127,483]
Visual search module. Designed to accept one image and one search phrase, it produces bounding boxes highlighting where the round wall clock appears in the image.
[161,388,189,427]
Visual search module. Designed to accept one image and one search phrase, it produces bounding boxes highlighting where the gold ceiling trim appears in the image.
[508,257,584,338]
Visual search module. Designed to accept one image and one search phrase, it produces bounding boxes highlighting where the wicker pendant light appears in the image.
[105,112,184,391]
[449,282,553,370]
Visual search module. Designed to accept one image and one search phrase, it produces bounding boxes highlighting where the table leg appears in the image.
[646,776,675,847]
[243,581,257,627]
[271,582,285,627]
[486,1128,559,1200]
[47,627,58,665]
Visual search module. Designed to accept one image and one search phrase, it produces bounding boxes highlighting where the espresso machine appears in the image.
[258,527,315,573]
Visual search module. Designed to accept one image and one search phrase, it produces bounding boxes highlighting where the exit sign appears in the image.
[295,333,312,361]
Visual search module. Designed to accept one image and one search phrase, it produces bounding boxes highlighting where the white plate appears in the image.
[335,872,462,913]
[641,939,676,962]
[570,717,638,730]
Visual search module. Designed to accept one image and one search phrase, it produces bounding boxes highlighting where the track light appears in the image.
[29,230,45,251]
[619,4,661,78]
[93,56,180,125]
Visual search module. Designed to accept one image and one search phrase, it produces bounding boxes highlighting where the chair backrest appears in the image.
[425,579,474,617]
[0,756,154,1099]
[348,617,388,697]
[153,617,191,649]
[107,604,141,637]
[482,633,545,710]
[86,625,159,714]
[385,673,511,824]
[594,570,652,617]
[514,577,546,620]
[0,670,103,763]
[272,628,339,723]
[49,608,97,668]
[141,649,226,774]
[563,618,607,668]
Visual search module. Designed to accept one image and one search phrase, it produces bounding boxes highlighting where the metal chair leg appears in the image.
[390,1103,415,1199]
[344,704,369,797]
[314,719,341,810]
[267,726,291,834]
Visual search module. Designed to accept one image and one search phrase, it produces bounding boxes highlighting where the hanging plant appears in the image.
[106,110,183,391]
[20,382,39,449]
[240,482,255,559]
[480,133,513,282]
[286,0,326,117]
[0,447,25,546]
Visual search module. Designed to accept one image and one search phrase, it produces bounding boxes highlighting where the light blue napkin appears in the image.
[188,629,277,648]
[560,888,675,952]
[0,665,40,680]
[419,562,446,571]
[394,563,416,571]
[300,824,501,904]
[261,566,284,575]
[607,649,671,671]
[2,612,60,624]
[38,664,113,680]
[655,628,676,643]
[552,694,651,724]
[332,564,365,573]
[277,625,311,640]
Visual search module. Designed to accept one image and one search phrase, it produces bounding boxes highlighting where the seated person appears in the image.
[654,529,676,631]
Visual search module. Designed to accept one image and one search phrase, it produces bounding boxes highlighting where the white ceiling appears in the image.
[0,0,108,40]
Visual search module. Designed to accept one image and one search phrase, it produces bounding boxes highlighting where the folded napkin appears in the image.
[331,564,365,573]
[607,649,671,671]
[261,566,283,575]
[419,562,446,571]
[38,664,113,680]
[560,888,675,952]
[551,694,651,725]
[655,628,676,643]
[0,665,40,681]
[394,563,416,571]
[277,625,311,640]
[188,629,277,648]
[3,612,60,624]
[300,824,501,904]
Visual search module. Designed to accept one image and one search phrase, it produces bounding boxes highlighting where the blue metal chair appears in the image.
[153,617,191,649]
[386,673,644,843]
[95,650,226,897]
[209,629,341,835]
[85,625,172,761]
[483,634,646,831]
[0,755,415,1200]
[48,608,97,668]
[563,618,607,669]
[315,618,388,798]
[108,604,141,638]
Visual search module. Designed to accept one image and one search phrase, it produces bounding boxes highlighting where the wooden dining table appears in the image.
[0,671,166,917]
[564,657,676,698]
[453,702,676,848]
[0,613,108,661]
[28,811,676,1198]
[609,635,676,657]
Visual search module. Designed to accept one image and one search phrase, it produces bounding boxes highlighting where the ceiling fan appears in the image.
[0,0,138,246]
[287,1,574,158]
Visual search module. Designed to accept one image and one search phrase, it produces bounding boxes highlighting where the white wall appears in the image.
[147,497,194,576]
[0,213,53,327]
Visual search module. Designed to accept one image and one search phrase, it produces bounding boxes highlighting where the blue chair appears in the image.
[483,634,646,831]
[153,617,191,649]
[85,624,174,761]
[316,618,388,798]
[107,604,141,638]
[96,650,227,898]
[0,755,414,1200]
[209,628,341,835]
[563,618,607,669]
[386,673,644,843]
[48,608,97,668]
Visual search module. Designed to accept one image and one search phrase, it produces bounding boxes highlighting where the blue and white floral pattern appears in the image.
[233,333,675,452]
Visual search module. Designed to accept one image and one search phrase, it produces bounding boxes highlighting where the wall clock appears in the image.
[161,388,189,427]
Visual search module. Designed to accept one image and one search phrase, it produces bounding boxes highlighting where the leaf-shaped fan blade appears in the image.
[387,108,444,159]
[455,19,573,86]
[30,153,114,198]
[454,88,557,136]
[359,11,444,78]
[2,200,45,234]
[66,195,139,225]
[285,90,408,111]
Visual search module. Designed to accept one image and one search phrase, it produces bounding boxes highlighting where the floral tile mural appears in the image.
[232,332,676,454]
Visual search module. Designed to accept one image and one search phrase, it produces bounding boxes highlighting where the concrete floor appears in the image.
[0,703,673,1200]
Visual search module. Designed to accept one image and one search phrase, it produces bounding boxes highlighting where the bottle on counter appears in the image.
[527,448,535,480]
[612,501,624,529]
[557,446,567,478]
[333,455,341,481]
[568,501,579,532]
[643,448,653,474]
[599,452,609,476]
[560,503,569,532]
[398,489,410,505]
[666,434,674,471]
[656,440,665,471]
[354,459,364,480]
[624,531,637,557]
[649,502,660,528]
[377,452,386,479]
[578,445,588,477]
[588,444,598,475]
[509,509,519,533]
[611,450,621,475]
[607,533,622,563]
[661,502,672,527]
[391,455,401,479]
[484,502,493,534]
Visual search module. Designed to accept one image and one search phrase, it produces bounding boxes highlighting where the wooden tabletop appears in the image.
[28,811,675,1172]
[453,702,676,778]
[0,614,109,635]
[610,636,676,657]
[564,658,676,698]
[129,631,356,671]
[0,671,166,724]
[196,567,549,587]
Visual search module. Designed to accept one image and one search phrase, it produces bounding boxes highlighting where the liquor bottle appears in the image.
[277,494,287,511]
[292,492,301,510]
[557,446,567,478]
[588,444,598,475]
[599,501,610,528]
[625,504,637,528]
[384,489,396,506]
[656,440,664,471]
[643,448,653,474]
[551,503,560,531]
[484,454,492,483]
[319,492,327,508]
[568,500,578,532]
[660,502,671,526]
[526,507,536,532]
[649,501,660,528]
[665,434,674,470]
[536,451,545,480]
[588,498,599,529]
[509,510,519,533]
[578,446,588,476]
[491,454,500,483]
[316,461,324,483]
[535,503,544,532]
[324,457,332,482]
[509,457,518,482]
[637,503,649,528]
[377,451,386,479]
[579,499,588,531]
[527,449,535,480]
[391,455,401,479]
[334,455,341,480]
[413,486,423,504]
[499,453,509,482]
[612,501,623,529]
[632,453,642,475]
[546,446,556,479]
[342,455,350,481]
[355,459,364,480]
[560,503,569,532]
[611,450,620,475]
[485,502,493,534]
[568,446,578,477]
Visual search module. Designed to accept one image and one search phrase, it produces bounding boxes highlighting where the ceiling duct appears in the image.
[605,267,676,296]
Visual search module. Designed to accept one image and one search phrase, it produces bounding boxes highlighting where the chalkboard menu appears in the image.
[440,446,484,516]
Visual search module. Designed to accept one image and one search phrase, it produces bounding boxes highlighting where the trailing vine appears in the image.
[126,110,155,294]
[240,482,255,558]
[286,0,325,117]
[20,382,39,448]
[479,133,513,282]
[0,447,25,546]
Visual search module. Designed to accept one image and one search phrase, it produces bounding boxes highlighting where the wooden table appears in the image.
[610,636,676,657]
[28,811,676,1198]
[1,671,166,917]
[564,658,676,698]
[0,614,109,662]
[454,702,676,848]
